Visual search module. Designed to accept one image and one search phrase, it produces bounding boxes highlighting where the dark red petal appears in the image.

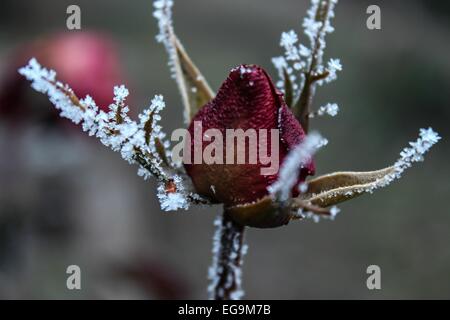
[279,103,315,180]
[184,65,314,205]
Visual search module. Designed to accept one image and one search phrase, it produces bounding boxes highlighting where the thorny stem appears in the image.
[209,213,247,300]
[295,0,332,132]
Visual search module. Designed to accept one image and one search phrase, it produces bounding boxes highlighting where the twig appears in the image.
[291,198,332,217]
[208,213,247,300]
[294,0,333,132]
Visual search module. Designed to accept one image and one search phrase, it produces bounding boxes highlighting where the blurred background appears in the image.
[0,0,449,299]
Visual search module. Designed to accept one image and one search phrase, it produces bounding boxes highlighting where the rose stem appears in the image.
[209,212,246,300]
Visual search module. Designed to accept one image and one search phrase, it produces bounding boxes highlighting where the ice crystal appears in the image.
[157,175,190,211]
[298,182,309,193]
[272,56,288,88]
[153,0,175,77]
[294,205,340,223]
[208,215,224,299]
[310,102,339,118]
[113,84,129,104]
[208,215,247,300]
[315,128,441,202]
[330,206,341,218]
[273,0,341,99]
[153,0,176,79]
[239,66,253,76]
[280,30,300,61]
[18,58,190,212]
[366,128,441,191]
[327,58,342,76]
[268,132,324,202]
[393,128,441,178]
[301,205,340,222]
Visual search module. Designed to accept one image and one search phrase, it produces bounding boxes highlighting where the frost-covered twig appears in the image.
[273,0,340,131]
[268,132,326,202]
[302,128,441,207]
[153,0,214,123]
[308,102,339,118]
[208,213,248,300]
[368,128,441,191]
[154,0,176,78]
[18,58,192,211]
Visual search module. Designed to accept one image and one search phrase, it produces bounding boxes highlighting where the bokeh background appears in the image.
[0,0,449,299]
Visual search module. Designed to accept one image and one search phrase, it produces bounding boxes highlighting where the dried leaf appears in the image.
[283,67,294,108]
[155,138,169,166]
[172,36,215,123]
[225,196,292,229]
[299,166,396,207]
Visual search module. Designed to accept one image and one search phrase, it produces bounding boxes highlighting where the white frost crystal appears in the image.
[273,0,341,95]
[153,0,177,79]
[157,175,190,211]
[300,205,340,223]
[268,132,325,202]
[310,103,339,118]
[208,215,247,300]
[19,58,190,212]
[393,128,441,178]
[317,128,441,201]
[366,128,441,192]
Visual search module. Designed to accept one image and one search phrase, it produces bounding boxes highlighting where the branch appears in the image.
[153,0,214,123]
[298,128,441,207]
[294,0,335,131]
[18,58,202,212]
[208,213,247,300]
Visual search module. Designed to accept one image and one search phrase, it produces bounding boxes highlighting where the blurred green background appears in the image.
[0,0,449,299]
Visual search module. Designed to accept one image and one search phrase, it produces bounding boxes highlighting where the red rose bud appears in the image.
[184,65,315,206]
[0,32,124,122]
